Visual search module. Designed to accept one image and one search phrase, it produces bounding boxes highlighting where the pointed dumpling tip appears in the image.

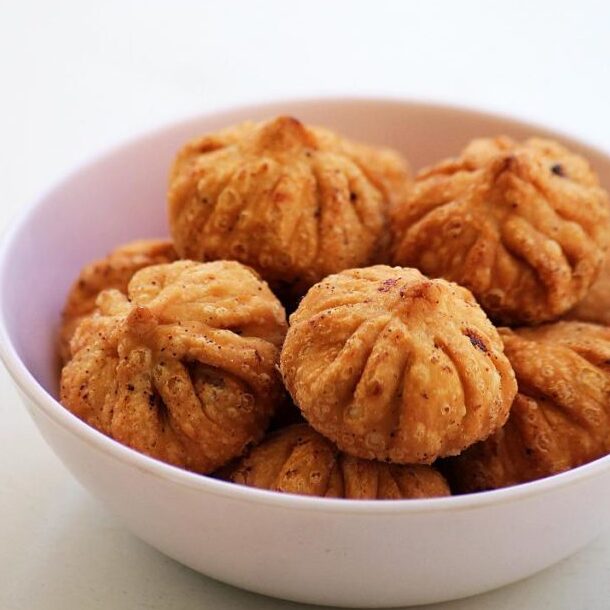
[254,115,318,151]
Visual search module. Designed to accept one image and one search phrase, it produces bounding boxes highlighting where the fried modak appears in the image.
[565,253,610,325]
[225,424,450,499]
[168,116,411,297]
[446,322,610,492]
[60,260,287,474]
[392,137,610,324]
[280,265,517,464]
[59,239,177,363]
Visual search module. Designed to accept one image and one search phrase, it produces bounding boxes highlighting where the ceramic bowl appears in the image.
[2,98,610,608]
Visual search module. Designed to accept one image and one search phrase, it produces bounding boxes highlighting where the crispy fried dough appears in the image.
[280,265,517,464]
[60,260,287,473]
[565,253,610,325]
[59,239,177,363]
[225,424,450,499]
[168,116,411,297]
[392,137,610,324]
[446,322,610,492]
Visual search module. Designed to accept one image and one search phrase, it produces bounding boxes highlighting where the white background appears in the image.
[2,1,610,608]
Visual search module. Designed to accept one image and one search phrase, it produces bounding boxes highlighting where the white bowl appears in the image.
[2,98,610,608]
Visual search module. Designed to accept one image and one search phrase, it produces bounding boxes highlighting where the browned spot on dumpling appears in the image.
[464,328,488,353]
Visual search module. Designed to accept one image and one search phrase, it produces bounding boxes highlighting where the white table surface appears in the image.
[2,1,610,608]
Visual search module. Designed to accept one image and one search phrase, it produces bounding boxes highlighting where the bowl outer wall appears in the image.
[2,97,610,607]
[23,387,610,607]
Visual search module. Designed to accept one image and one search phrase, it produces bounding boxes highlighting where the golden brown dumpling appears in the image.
[565,253,610,325]
[280,265,517,464]
[60,260,287,474]
[446,322,610,492]
[225,424,450,499]
[392,137,610,324]
[168,116,411,297]
[59,239,177,363]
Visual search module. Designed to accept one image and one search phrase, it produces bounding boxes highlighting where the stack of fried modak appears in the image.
[58,116,610,499]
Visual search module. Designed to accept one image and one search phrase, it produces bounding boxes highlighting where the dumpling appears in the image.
[446,322,610,492]
[565,253,610,325]
[59,239,177,363]
[392,137,610,324]
[280,265,517,464]
[224,424,450,499]
[168,116,411,297]
[60,260,287,473]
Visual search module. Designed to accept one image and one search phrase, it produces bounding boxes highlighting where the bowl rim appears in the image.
[2,94,610,516]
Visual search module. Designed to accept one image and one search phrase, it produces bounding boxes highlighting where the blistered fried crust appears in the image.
[59,239,177,363]
[226,424,450,499]
[392,137,610,324]
[565,253,610,325]
[60,260,287,473]
[447,322,610,492]
[280,265,517,464]
[168,116,411,296]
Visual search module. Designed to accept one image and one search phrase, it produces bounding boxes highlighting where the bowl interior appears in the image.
[3,97,610,404]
